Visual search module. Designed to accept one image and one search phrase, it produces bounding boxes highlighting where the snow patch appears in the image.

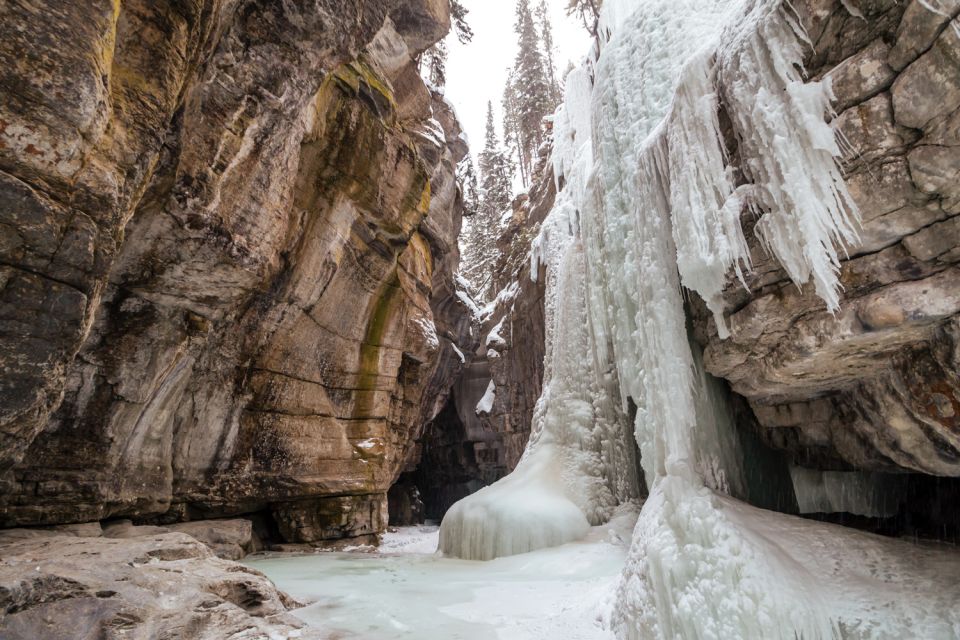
[379,525,440,554]
[475,380,496,415]
[353,438,382,451]
[485,318,507,348]
[412,315,439,351]
[479,280,521,319]
[455,288,483,319]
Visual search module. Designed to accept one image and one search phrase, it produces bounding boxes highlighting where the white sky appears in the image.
[444,0,591,160]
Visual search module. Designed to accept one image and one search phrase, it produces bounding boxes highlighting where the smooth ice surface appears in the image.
[247,512,638,640]
[788,466,907,518]
[440,442,592,561]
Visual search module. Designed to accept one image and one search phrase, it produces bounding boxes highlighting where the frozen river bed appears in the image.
[245,508,638,640]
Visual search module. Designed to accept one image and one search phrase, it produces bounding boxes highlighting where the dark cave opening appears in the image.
[388,389,498,526]
[799,473,960,545]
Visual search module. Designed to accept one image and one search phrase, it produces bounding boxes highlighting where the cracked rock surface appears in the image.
[0,528,314,639]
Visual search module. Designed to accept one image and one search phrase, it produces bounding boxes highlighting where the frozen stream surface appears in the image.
[246,508,639,640]
[248,496,960,639]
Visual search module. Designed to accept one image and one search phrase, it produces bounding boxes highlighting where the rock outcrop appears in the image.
[0,0,472,543]
[0,526,311,639]
[694,0,960,479]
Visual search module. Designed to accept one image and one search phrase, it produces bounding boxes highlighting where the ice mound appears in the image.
[439,444,591,561]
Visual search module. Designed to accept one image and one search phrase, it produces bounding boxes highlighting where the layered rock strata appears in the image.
[0,0,472,544]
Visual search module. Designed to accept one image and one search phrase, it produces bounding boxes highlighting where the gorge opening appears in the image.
[2,0,960,639]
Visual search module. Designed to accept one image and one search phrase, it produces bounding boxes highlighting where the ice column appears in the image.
[439,66,640,561]
[583,0,856,637]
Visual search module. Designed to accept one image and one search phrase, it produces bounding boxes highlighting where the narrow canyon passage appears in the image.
[1,0,960,639]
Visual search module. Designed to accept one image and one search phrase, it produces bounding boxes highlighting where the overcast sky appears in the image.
[444,0,591,161]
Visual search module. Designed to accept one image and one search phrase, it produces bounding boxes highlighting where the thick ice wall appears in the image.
[585,0,747,486]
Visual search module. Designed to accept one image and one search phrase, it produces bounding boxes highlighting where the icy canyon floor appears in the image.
[247,509,638,640]
[248,501,960,639]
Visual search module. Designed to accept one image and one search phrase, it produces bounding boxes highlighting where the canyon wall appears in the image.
[0,0,473,543]
[694,0,960,481]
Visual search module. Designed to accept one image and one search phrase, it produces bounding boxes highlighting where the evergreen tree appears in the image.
[451,1,474,44]
[502,72,527,187]
[457,155,480,218]
[478,102,514,220]
[462,102,514,296]
[536,0,562,104]
[421,40,448,87]
[507,0,556,187]
[419,1,473,89]
[566,0,602,37]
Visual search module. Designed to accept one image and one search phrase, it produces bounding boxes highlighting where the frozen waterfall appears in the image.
[440,62,641,561]
[440,0,960,637]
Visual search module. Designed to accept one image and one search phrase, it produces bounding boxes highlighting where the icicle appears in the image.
[668,52,751,339]
[717,3,860,313]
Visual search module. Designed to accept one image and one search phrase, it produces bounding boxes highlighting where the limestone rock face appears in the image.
[0,0,471,540]
[696,0,960,476]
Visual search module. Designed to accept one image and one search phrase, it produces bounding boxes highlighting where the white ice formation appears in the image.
[440,57,641,562]
[474,380,496,416]
[441,0,960,637]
